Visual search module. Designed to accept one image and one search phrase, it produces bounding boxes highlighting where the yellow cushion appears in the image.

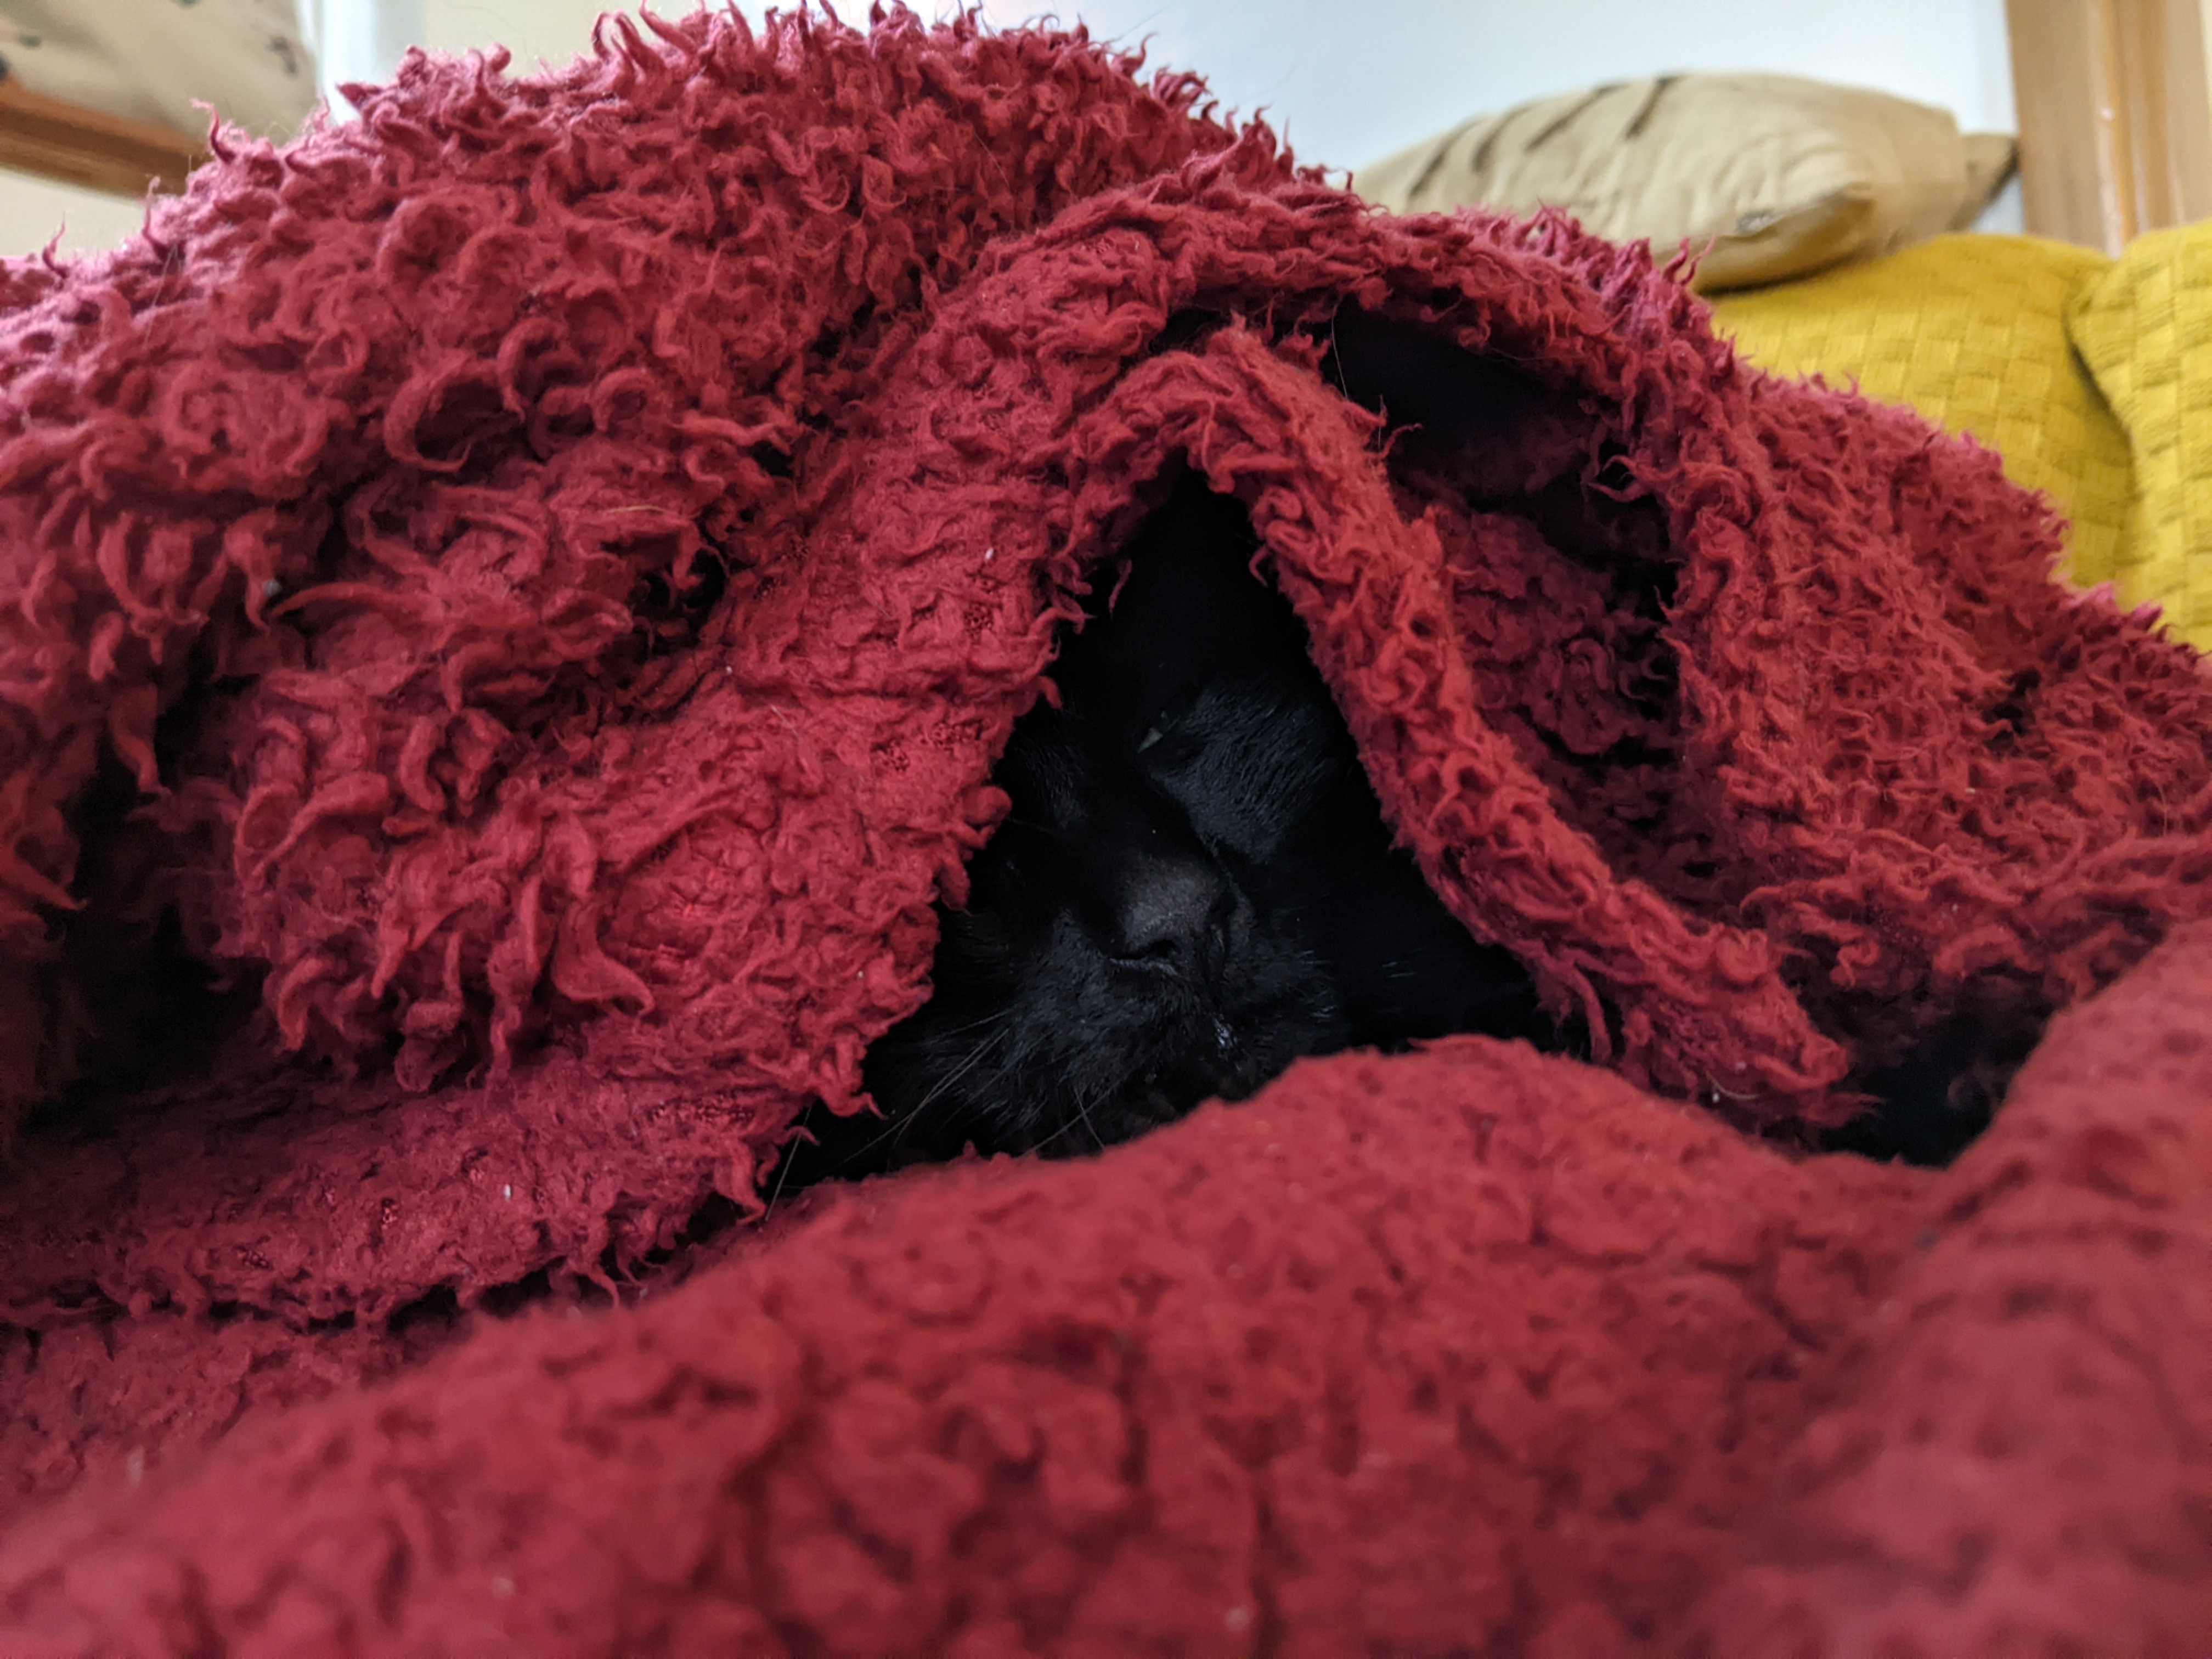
[1709,234,2136,604]
[2065,221,2212,645]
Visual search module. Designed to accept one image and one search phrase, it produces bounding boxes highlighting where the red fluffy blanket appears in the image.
[2,12,2208,1654]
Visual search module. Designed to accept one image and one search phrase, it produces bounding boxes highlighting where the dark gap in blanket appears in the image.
[386,1283,461,1336]
[1527,458,1677,588]
[367,1192,748,1341]
[380,1267,553,1340]
[1823,1000,2047,1167]
[1318,305,1551,453]
[628,542,731,651]
[478,1265,558,1319]
[651,1190,746,1261]
[29,753,262,1136]
[404,374,510,472]
[1982,667,2040,751]
[1144,306,1223,356]
[574,1274,615,1312]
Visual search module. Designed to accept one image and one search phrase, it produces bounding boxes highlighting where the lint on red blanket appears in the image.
[0,9,2207,1655]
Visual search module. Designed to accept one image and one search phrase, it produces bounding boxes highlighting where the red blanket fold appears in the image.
[1,10,2208,1653]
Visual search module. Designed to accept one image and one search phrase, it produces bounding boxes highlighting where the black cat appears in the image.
[781,475,1548,1184]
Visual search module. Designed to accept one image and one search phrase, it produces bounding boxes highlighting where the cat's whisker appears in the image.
[918,1023,1011,1109]
[838,1102,935,1171]
[763,1125,808,1217]
[1031,1074,1115,1156]
[848,1022,1014,1170]
[1072,1085,1109,1153]
[917,1007,1015,1042]
[1028,1105,1089,1155]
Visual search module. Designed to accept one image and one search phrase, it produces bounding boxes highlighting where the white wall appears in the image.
[971,0,2017,175]
[417,1,2019,172]
[991,0,2026,173]
[301,0,429,113]
[975,0,2023,231]
[0,169,157,259]
[422,0,637,71]
[1,0,2019,258]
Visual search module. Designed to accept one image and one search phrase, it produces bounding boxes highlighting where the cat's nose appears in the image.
[1108,859,1234,978]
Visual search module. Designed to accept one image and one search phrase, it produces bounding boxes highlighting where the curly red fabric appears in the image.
[1,10,2208,1654]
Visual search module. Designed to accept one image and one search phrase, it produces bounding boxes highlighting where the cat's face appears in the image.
[858,679,1352,1160]
[802,476,1543,1180]
[838,482,1352,1164]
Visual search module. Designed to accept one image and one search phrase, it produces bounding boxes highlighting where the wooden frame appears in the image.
[0,74,205,200]
[2006,0,2212,252]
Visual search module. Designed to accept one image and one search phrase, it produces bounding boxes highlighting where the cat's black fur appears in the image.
[782,474,1548,1184]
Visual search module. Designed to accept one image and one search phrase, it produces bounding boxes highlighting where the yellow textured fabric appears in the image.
[1709,234,2134,596]
[2066,221,2212,646]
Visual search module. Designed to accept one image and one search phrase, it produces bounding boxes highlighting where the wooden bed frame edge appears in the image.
[2006,0,2212,251]
[0,74,205,202]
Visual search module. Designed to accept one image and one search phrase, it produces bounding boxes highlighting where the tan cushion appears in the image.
[0,0,316,142]
[1956,132,2019,229]
[1357,73,2016,293]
